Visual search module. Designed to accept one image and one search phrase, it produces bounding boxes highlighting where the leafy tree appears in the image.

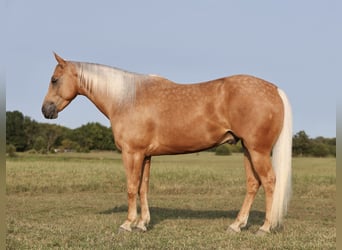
[23,116,40,150]
[292,131,335,157]
[311,137,335,157]
[6,111,27,151]
[292,130,311,156]
[59,139,80,152]
[33,136,46,152]
[310,142,330,157]
[40,123,63,152]
[70,122,115,151]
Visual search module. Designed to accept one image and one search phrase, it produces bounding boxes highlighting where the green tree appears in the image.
[311,136,335,157]
[6,111,27,151]
[292,130,311,156]
[310,142,330,157]
[40,124,63,152]
[292,131,335,157]
[71,122,115,151]
[328,143,336,157]
[33,136,46,152]
[59,139,80,152]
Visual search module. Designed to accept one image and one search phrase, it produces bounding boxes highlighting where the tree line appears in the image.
[6,111,335,157]
[6,111,115,154]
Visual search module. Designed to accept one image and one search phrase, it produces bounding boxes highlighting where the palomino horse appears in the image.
[42,53,292,234]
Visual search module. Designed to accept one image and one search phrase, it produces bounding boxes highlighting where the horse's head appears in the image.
[42,53,79,119]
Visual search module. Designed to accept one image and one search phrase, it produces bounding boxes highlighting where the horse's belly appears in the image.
[149,124,228,155]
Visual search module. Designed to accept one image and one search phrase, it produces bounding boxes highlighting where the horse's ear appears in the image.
[53,52,67,68]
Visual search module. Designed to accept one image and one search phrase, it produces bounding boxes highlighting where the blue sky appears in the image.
[5,1,339,137]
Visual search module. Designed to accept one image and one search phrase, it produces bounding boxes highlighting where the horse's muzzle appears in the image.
[42,102,58,119]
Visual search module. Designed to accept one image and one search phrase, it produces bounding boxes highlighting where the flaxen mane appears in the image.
[74,62,149,106]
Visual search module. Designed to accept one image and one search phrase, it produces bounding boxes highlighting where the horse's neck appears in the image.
[75,62,149,114]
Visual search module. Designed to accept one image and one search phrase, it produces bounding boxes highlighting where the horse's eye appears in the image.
[51,77,58,84]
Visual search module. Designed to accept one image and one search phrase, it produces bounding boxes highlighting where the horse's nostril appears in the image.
[42,102,58,119]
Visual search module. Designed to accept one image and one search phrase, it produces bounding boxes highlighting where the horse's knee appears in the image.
[127,191,137,200]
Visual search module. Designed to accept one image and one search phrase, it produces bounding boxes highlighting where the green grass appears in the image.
[6,152,336,249]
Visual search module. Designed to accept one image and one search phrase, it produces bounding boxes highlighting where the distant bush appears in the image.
[6,144,17,157]
[39,148,48,154]
[215,145,232,156]
[27,149,38,154]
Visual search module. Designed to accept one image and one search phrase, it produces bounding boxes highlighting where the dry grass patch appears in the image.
[6,152,335,249]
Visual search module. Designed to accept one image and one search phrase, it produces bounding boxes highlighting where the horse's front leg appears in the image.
[136,156,151,232]
[119,151,145,232]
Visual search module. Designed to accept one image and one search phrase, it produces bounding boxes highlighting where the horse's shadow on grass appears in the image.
[99,205,265,229]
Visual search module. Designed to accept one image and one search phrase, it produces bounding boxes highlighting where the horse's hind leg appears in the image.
[229,151,261,233]
[248,150,276,234]
[136,156,151,232]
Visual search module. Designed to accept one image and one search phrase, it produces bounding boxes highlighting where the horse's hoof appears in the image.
[133,225,147,233]
[226,225,241,234]
[255,228,270,236]
[134,220,148,232]
[118,224,132,233]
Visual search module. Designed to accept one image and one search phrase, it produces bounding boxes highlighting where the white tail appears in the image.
[270,88,293,229]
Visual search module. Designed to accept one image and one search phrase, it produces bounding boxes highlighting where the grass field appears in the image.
[6,152,336,249]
